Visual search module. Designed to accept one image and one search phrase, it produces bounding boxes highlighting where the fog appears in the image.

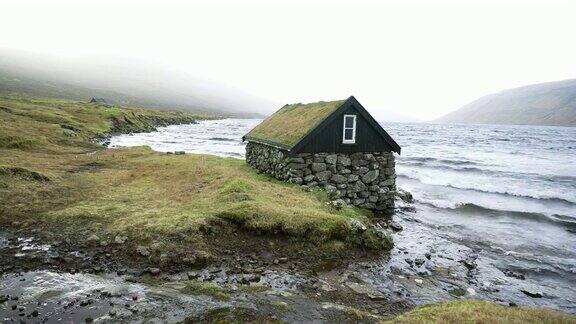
[1,0,576,121]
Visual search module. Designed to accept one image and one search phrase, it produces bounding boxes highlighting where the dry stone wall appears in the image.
[245,142,396,212]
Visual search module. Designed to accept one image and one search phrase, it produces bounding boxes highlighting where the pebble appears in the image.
[414,258,425,267]
[389,221,403,231]
[503,270,525,280]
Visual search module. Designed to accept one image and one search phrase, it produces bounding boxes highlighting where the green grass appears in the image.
[0,96,391,261]
[181,280,230,301]
[244,99,345,148]
[387,300,576,324]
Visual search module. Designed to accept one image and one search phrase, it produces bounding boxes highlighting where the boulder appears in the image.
[358,167,369,174]
[362,170,379,183]
[347,174,359,182]
[316,170,332,182]
[331,174,347,184]
[337,155,351,166]
[311,163,327,172]
[325,154,338,165]
[304,175,315,183]
[350,181,366,193]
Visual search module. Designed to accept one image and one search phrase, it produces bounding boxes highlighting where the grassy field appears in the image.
[387,300,576,324]
[0,96,389,264]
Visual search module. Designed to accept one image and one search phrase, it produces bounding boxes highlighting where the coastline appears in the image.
[1,97,574,323]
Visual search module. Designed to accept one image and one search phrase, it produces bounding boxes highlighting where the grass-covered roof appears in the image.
[244,99,345,149]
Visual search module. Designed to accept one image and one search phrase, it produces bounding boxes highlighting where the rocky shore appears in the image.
[0,210,409,323]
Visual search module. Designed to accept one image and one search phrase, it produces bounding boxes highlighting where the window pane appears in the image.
[345,116,354,128]
[344,129,354,140]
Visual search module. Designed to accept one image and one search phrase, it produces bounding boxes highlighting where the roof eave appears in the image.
[242,135,293,151]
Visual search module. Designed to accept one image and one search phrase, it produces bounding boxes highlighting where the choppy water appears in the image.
[110,120,576,312]
[110,119,260,158]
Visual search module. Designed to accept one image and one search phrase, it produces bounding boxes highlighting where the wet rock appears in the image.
[148,267,161,275]
[31,309,39,317]
[85,317,94,323]
[521,289,543,298]
[389,221,403,232]
[460,259,476,270]
[395,189,413,203]
[503,270,525,280]
[425,252,432,260]
[448,287,466,297]
[414,258,425,267]
[404,258,414,266]
[0,295,7,303]
[346,282,385,300]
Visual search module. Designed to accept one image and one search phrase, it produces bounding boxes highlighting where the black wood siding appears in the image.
[297,105,394,154]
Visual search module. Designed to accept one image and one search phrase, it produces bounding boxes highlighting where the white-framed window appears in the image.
[342,114,357,144]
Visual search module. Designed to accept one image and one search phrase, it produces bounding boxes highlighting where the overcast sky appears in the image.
[1,0,575,121]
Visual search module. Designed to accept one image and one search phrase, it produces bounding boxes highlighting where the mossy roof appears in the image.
[244,99,346,149]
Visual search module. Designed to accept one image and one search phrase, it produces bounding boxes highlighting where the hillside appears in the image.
[0,49,273,117]
[437,79,576,126]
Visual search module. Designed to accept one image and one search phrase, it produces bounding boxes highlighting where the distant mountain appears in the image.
[0,49,274,117]
[437,79,576,127]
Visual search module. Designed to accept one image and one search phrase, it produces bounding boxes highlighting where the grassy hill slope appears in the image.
[437,79,576,127]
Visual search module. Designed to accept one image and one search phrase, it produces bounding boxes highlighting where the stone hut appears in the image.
[243,96,401,212]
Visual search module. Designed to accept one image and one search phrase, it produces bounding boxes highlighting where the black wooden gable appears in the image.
[291,96,400,154]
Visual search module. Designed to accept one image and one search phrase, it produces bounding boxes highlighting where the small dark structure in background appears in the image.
[89,97,110,104]
[243,96,401,211]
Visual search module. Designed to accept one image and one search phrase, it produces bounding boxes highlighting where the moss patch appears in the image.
[244,99,345,148]
[387,300,576,324]
[181,280,230,301]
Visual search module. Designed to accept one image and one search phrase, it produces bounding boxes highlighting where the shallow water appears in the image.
[108,119,576,312]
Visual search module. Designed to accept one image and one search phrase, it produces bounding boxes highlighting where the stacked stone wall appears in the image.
[245,142,396,211]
